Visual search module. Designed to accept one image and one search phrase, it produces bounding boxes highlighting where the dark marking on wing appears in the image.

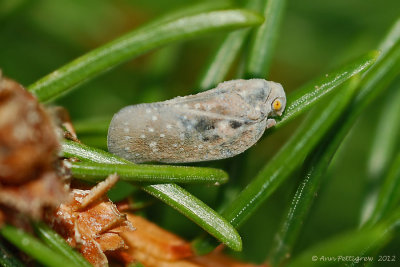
[254,87,267,100]
[229,120,242,129]
[202,134,221,142]
[245,87,268,104]
[210,134,221,141]
[195,118,215,132]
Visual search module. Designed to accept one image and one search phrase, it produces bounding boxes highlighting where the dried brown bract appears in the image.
[0,74,68,220]
[122,213,193,263]
[122,214,265,267]
[46,174,134,267]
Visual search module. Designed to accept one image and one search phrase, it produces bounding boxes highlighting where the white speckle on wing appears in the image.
[146,108,152,114]
[124,147,130,152]
[194,103,200,109]
[149,142,157,148]
[179,133,185,140]
[160,133,165,138]
[152,115,158,121]
[140,134,146,139]
[166,124,172,129]
[198,144,203,149]
[173,143,178,147]
[124,136,132,141]
[148,127,154,132]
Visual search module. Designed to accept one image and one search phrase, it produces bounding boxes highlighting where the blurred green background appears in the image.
[1,0,399,264]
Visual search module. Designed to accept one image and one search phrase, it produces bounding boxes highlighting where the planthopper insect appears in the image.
[107,79,286,163]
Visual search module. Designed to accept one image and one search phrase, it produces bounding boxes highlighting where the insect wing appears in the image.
[108,103,266,163]
[108,79,277,163]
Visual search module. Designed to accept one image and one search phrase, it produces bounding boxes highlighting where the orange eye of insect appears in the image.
[273,99,282,111]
